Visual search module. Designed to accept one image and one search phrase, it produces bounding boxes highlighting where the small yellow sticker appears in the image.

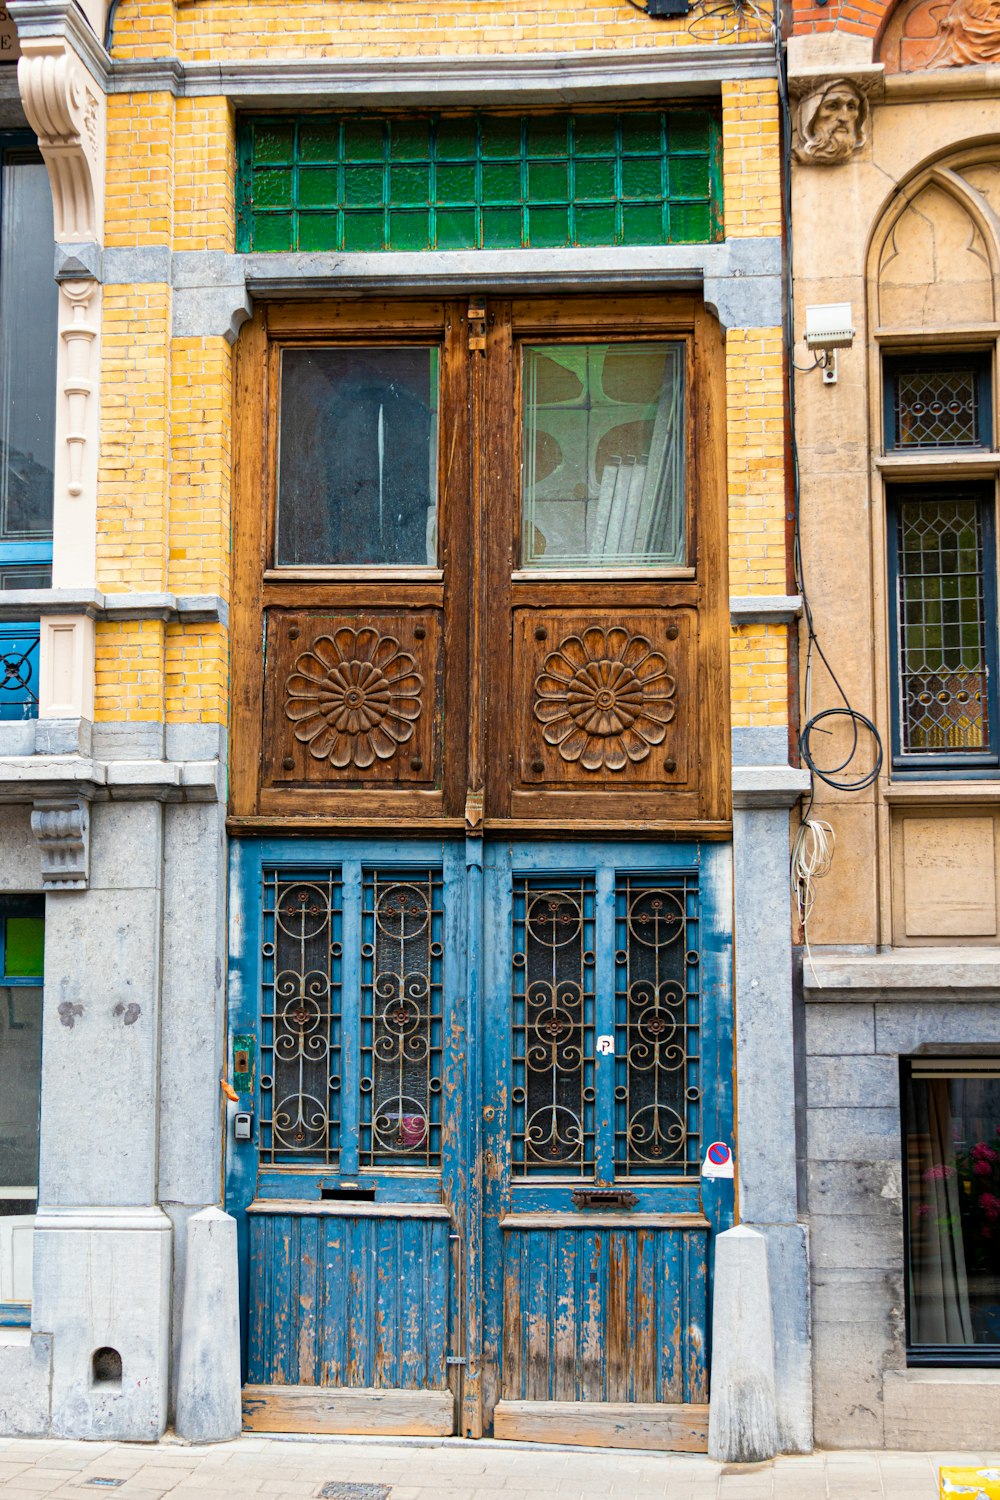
[940,1468,1000,1499]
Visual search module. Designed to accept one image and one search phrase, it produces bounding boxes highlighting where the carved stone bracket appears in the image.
[60,279,99,499]
[31,796,91,890]
[17,34,105,241]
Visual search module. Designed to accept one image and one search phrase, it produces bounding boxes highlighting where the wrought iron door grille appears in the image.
[511,875,596,1177]
[260,868,343,1165]
[360,867,444,1168]
[613,874,701,1176]
[896,497,990,754]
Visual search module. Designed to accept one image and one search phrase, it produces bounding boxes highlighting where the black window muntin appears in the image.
[901,1057,1000,1367]
[887,482,1000,776]
[883,351,993,453]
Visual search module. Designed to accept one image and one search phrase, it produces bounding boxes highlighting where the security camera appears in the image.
[803,302,856,352]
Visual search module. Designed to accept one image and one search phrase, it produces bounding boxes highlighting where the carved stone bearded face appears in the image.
[794,80,868,165]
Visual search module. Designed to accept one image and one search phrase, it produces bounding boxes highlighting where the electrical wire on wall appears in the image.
[775,17,884,948]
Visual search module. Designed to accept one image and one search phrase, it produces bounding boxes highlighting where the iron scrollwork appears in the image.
[615,876,701,1176]
[360,869,444,1168]
[260,870,342,1165]
[511,877,596,1175]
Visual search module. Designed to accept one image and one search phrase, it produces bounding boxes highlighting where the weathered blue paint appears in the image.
[226,835,733,1429]
[246,1207,451,1389]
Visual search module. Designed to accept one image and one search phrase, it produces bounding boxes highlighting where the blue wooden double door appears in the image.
[227,837,733,1447]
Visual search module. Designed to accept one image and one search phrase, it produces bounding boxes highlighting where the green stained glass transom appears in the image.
[237,110,721,253]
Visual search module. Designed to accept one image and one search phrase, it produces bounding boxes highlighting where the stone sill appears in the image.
[803,947,1000,1001]
[0,755,223,804]
[884,781,1000,804]
[0,590,227,626]
[730,594,803,626]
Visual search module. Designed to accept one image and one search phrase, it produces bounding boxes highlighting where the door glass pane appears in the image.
[511,876,596,1177]
[905,1068,1000,1348]
[0,155,56,550]
[0,983,42,1304]
[614,874,700,1177]
[521,341,685,569]
[260,870,343,1166]
[360,868,444,1169]
[896,495,990,755]
[276,346,439,567]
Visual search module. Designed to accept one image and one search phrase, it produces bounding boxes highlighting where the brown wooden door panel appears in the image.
[263,610,443,791]
[230,295,731,832]
[514,610,695,791]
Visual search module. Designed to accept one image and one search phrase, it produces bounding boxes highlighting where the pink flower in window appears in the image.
[922,1162,956,1181]
[973,1142,998,1162]
[979,1192,1000,1220]
[974,1159,993,1176]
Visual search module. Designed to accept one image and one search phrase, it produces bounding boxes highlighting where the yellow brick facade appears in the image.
[93,20,788,742]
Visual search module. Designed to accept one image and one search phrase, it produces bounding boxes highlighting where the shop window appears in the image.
[884,354,992,452]
[904,1058,1000,1363]
[887,485,999,773]
[0,133,57,722]
[0,897,43,1323]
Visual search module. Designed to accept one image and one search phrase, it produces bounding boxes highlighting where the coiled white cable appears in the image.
[791,813,835,929]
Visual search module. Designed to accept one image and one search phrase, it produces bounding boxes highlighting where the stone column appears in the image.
[725,727,813,1456]
[32,801,172,1440]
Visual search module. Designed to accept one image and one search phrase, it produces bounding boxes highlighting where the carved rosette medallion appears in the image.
[533,625,676,772]
[285,627,423,769]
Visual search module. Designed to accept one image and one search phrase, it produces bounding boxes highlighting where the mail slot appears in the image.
[571,1188,638,1210]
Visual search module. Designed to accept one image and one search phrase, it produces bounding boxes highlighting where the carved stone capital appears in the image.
[31,796,91,889]
[788,69,883,167]
[17,34,105,240]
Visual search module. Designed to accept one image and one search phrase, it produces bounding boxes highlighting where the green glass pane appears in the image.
[299,120,340,162]
[5,916,43,979]
[573,115,617,157]
[254,213,295,252]
[527,160,568,202]
[668,154,709,200]
[436,163,476,204]
[253,168,294,208]
[669,202,710,242]
[343,119,386,161]
[483,206,522,248]
[622,202,665,244]
[667,112,711,153]
[298,167,339,208]
[436,208,478,249]
[254,122,296,164]
[298,213,339,252]
[390,164,429,206]
[342,211,386,251]
[620,112,662,155]
[436,118,476,161]
[391,119,432,161]
[574,159,615,202]
[574,204,617,246]
[344,165,384,208]
[482,162,521,204]
[621,157,663,201]
[389,209,431,250]
[527,115,569,158]
[528,206,569,248]
[480,116,522,159]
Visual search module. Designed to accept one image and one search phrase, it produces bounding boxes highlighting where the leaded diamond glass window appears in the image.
[885,355,992,451]
[891,488,998,765]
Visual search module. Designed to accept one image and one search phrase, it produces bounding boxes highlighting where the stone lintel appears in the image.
[107,42,776,100]
[730,594,803,625]
[733,764,811,809]
[0,589,228,626]
[803,946,1000,1001]
[0,756,224,805]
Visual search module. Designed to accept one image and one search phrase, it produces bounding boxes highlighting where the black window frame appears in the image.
[883,351,994,453]
[901,1055,1000,1369]
[886,482,1000,777]
[0,894,43,1328]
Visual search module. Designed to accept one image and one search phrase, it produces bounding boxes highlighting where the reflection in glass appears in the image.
[0,156,57,555]
[0,983,42,1303]
[276,346,439,567]
[905,1067,1000,1348]
[521,342,685,569]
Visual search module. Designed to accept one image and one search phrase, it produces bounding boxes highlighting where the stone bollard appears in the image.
[707,1224,779,1464]
[174,1207,242,1442]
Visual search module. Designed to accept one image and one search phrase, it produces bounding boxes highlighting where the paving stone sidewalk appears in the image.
[0,1434,993,1500]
